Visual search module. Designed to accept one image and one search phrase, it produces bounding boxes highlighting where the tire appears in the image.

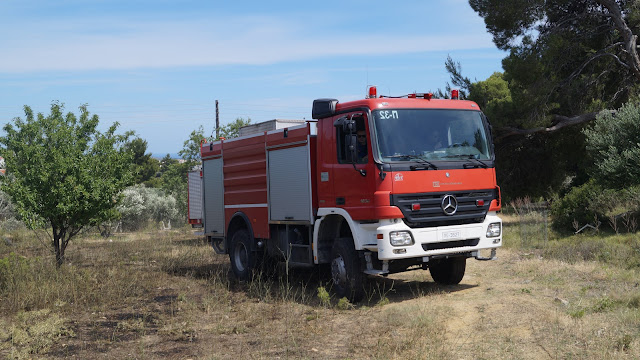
[229,229,258,281]
[331,239,366,302]
[429,257,466,285]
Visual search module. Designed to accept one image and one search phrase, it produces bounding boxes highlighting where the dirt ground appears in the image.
[1,232,639,359]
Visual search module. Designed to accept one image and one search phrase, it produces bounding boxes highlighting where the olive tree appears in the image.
[584,100,640,188]
[0,103,134,266]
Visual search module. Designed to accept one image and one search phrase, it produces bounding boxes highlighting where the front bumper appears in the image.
[373,213,502,261]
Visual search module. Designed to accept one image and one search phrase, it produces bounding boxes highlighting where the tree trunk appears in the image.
[52,224,66,268]
[598,0,640,82]
[53,235,63,268]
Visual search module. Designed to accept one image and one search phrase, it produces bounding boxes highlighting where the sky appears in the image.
[0,0,506,156]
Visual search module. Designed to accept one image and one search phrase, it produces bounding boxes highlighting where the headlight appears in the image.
[389,231,414,246]
[486,222,501,238]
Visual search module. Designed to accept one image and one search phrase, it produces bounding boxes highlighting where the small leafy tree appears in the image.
[124,137,160,186]
[179,126,206,164]
[0,103,134,266]
[217,117,251,140]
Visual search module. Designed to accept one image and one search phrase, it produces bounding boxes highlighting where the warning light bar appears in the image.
[408,93,433,100]
[452,89,459,100]
[374,91,434,100]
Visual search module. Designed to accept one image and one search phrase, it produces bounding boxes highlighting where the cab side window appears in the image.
[336,116,368,164]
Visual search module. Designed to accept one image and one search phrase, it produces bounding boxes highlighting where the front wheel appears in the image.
[429,257,466,285]
[229,229,258,281]
[331,239,366,302]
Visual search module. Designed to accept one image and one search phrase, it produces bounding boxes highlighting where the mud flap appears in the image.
[211,237,226,254]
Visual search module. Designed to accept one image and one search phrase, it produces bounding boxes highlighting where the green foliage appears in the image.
[118,185,181,230]
[466,0,640,200]
[336,297,354,310]
[0,189,14,221]
[468,72,514,125]
[551,179,603,231]
[217,117,251,141]
[317,286,331,307]
[584,101,640,188]
[161,119,251,222]
[179,126,206,164]
[0,103,134,265]
[552,100,640,231]
[470,0,638,112]
[159,161,189,222]
[551,180,640,232]
[125,137,160,185]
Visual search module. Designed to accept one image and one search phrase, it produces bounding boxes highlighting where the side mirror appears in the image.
[334,117,356,133]
[345,134,357,163]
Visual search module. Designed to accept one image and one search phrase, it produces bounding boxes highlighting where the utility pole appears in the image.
[215,100,220,139]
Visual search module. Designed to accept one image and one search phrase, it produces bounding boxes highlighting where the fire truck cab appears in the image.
[200,88,502,302]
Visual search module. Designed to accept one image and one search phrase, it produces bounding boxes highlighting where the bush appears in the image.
[118,185,181,231]
[583,101,640,188]
[0,189,14,221]
[551,180,602,231]
[551,180,640,232]
[1,218,25,233]
[0,190,26,232]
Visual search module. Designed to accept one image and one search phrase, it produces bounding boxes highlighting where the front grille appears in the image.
[422,238,480,251]
[391,189,495,228]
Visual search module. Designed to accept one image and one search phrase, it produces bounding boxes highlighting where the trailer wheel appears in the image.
[331,239,365,302]
[429,257,466,285]
[229,229,257,281]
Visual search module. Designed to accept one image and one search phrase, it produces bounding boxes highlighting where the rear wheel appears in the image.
[331,239,365,302]
[429,257,466,285]
[229,229,258,281]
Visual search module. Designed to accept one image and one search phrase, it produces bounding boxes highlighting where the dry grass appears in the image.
[0,225,639,359]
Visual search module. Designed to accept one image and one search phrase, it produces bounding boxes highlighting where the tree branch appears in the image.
[597,0,640,81]
[496,110,616,141]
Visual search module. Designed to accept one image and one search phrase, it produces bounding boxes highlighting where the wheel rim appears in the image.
[331,255,347,287]
[233,241,248,272]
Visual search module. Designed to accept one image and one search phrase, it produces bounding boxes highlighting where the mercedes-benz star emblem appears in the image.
[441,195,458,216]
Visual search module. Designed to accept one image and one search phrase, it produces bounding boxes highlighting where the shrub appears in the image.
[551,180,602,231]
[0,189,14,221]
[118,185,181,231]
[551,180,640,232]
[584,101,640,188]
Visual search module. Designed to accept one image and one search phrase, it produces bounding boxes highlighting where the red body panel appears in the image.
[223,135,268,207]
[201,124,315,240]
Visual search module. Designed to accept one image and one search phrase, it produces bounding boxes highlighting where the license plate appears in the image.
[441,230,461,240]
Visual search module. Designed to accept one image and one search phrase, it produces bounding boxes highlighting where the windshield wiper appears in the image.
[444,154,489,168]
[387,154,438,170]
[441,154,489,168]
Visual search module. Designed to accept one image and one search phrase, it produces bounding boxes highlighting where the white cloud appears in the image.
[1,15,496,72]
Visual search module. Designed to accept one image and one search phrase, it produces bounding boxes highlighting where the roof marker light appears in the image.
[424,93,433,100]
[451,89,459,100]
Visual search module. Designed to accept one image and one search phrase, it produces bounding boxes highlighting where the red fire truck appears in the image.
[200,88,502,301]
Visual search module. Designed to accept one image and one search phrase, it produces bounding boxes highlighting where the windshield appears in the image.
[372,109,491,162]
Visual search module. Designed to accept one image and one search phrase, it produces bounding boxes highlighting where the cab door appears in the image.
[331,112,376,220]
